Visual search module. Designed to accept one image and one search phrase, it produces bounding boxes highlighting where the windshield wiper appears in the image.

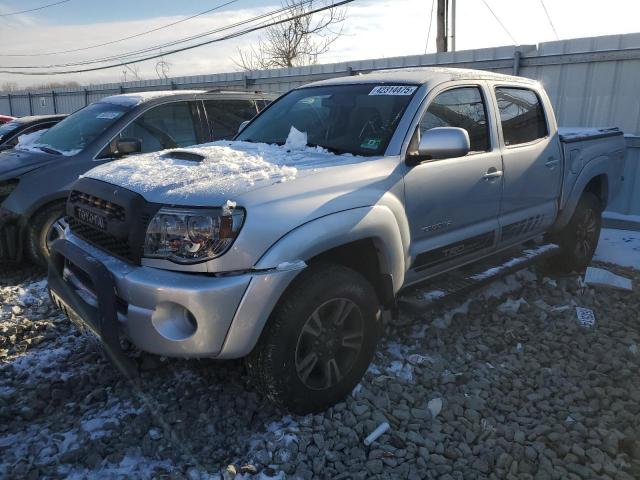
[37,146,63,155]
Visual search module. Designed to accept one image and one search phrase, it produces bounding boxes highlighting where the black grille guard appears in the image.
[48,238,138,379]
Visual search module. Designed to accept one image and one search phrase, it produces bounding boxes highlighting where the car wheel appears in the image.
[542,192,602,274]
[27,203,67,267]
[246,263,381,414]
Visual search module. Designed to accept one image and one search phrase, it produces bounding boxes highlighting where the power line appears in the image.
[479,0,517,45]
[539,0,559,40]
[0,0,70,17]
[0,0,238,57]
[0,0,315,69]
[0,0,356,76]
[425,0,435,54]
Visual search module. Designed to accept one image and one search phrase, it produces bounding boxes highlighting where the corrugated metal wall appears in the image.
[1,33,639,215]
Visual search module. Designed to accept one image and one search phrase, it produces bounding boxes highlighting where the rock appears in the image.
[365,459,383,475]
[352,403,369,416]
[427,398,443,418]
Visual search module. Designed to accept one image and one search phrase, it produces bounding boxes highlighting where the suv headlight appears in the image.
[0,179,18,203]
[143,207,245,264]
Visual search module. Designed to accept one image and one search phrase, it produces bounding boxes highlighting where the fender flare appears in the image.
[255,204,408,292]
[554,157,609,230]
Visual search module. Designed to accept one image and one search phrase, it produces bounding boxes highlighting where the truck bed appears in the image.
[557,126,626,215]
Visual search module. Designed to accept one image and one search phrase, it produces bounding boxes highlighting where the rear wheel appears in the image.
[246,263,381,414]
[542,192,602,273]
[27,203,67,267]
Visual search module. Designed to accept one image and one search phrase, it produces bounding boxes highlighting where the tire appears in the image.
[246,263,381,414]
[542,192,602,274]
[27,203,67,267]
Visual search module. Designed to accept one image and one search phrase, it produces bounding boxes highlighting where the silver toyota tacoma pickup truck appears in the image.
[48,67,626,413]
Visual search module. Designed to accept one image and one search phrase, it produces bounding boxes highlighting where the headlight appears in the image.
[143,206,245,264]
[0,179,18,203]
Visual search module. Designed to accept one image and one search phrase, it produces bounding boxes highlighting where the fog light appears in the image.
[151,302,197,341]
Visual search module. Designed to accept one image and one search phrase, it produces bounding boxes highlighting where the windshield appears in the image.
[236,84,419,156]
[31,102,132,155]
[0,120,21,141]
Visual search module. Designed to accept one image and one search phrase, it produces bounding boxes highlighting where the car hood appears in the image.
[0,147,60,179]
[84,141,373,205]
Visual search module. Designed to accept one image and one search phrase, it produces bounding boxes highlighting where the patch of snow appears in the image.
[367,363,381,375]
[223,199,237,215]
[386,342,410,360]
[79,399,141,440]
[584,266,632,291]
[594,228,640,270]
[16,128,48,147]
[470,244,558,281]
[386,360,413,382]
[86,140,358,199]
[16,279,49,307]
[3,345,73,383]
[603,211,640,224]
[497,297,528,314]
[16,143,81,156]
[284,126,308,150]
[421,289,446,301]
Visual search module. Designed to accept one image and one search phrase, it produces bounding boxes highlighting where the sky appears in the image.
[0,0,639,89]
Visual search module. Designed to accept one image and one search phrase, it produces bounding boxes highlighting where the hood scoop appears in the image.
[162,150,206,162]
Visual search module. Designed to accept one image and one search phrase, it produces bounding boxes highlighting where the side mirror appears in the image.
[238,120,250,133]
[116,138,142,156]
[406,127,470,166]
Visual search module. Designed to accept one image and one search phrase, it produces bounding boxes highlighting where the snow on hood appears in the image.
[85,140,360,200]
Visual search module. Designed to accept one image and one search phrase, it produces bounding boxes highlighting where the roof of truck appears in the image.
[305,67,539,88]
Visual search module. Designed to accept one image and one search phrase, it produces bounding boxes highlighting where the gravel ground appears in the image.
[1,256,639,479]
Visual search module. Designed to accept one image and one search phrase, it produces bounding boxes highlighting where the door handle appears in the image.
[545,158,560,168]
[483,168,503,180]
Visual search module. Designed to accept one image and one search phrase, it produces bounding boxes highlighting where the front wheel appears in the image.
[543,192,602,273]
[246,263,381,414]
[27,203,67,267]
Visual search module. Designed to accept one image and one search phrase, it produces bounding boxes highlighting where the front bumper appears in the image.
[48,231,303,362]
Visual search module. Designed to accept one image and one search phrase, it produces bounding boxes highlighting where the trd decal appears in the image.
[412,231,495,271]
[421,219,453,233]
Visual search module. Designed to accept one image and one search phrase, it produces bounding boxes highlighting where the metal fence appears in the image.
[1,32,639,215]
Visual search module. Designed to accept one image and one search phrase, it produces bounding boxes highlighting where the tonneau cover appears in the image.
[558,127,623,143]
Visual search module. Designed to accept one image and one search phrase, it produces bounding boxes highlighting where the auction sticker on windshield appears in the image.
[369,86,418,96]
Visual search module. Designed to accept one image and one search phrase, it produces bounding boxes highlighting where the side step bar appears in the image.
[398,243,560,314]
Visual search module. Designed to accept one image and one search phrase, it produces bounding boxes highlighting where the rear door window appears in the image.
[420,86,490,153]
[203,100,259,140]
[495,87,548,146]
[119,101,199,153]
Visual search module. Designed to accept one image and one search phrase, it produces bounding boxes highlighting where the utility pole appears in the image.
[449,0,456,51]
[436,0,447,52]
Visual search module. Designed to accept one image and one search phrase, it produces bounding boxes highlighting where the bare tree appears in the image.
[155,53,172,80]
[235,0,347,70]
[0,81,18,92]
[120,63,141,83]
